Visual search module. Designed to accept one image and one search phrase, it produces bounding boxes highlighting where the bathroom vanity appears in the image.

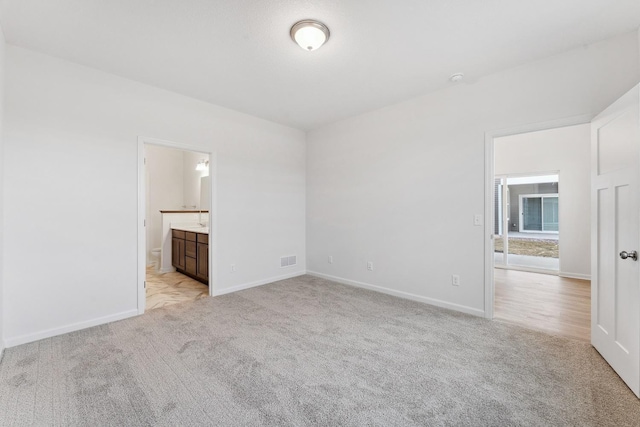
[171,227,209,285]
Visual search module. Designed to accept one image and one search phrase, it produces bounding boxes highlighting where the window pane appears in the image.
[523,197,542,231]
[543,197,559,231]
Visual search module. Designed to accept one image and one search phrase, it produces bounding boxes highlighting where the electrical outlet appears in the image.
[328,256,333,264]
[474,214,483,226]
[231,264,236,273]
[367,261,374,271]
[452,274,460,286]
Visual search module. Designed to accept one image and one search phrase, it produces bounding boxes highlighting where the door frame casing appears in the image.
[137,136,218,315]
[494,175,508,267]
[483,114,592,319]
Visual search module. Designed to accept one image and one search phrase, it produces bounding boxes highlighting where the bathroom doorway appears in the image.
[137,137,216,314]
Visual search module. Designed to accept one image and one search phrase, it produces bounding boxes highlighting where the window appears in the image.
[519,194,558,233]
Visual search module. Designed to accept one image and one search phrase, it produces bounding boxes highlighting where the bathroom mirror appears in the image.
[200,175,211,211]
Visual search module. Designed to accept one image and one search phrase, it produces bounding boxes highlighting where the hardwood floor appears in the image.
[146,265,209,310]
[494,268,591,342]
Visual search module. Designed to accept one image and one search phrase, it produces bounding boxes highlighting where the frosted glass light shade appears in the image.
[195,160,208,171]
[290,20,330,51]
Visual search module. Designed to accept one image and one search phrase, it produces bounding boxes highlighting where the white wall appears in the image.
[495,124,591,279]
[3,46,306,346]
[0,21,5,354]
[306,31,640,315]
[145,145,184,262]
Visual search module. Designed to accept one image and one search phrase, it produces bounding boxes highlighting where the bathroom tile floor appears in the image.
[145,266,209,310]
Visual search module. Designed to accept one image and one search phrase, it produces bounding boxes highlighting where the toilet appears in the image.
[151,248,161,271]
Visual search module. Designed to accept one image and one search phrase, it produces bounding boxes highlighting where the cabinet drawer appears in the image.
[172,230,186,239]
[185,241,197,258]
[186,232,197,242]
[197,233,209,244]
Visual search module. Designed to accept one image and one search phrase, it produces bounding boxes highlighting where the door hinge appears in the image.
[144,281,146,288]
[144,157,146,165]
[144,219,146,226]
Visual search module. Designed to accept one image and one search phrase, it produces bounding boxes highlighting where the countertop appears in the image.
[171,223,209,234]
[161,210,209,214]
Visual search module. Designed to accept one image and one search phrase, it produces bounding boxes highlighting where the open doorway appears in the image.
[485,122,591,341]
[137,137,216,314]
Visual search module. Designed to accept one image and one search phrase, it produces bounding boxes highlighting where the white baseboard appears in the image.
[495,265,591,281]
[495,264,559,276]
[307,271,485,317]
[559,271,591,281]
[4,309,139,348]
[212,270,307,297]
[2,269,488,349]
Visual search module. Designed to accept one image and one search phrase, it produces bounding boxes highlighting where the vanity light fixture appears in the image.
[290,20,330,51]
[195,159,209,171]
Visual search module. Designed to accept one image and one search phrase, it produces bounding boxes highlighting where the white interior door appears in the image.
[591,85,640,397]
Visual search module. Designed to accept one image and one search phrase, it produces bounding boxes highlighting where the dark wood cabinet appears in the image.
[185,241,197,258]
[185,256,197,276]
[197,242,208,280]
[171,233,186,270]
[172,229,209,285]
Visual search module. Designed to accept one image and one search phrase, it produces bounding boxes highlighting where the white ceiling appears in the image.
[1,0,639,130]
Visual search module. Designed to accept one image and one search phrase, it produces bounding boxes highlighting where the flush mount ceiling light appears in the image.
[290,20,330,51]
[195,159,209,171]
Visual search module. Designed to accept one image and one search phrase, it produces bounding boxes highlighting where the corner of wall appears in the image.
[638,26,640,73]
[0,19,6,357]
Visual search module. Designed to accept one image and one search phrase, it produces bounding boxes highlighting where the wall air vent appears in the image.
[280,255,297,268]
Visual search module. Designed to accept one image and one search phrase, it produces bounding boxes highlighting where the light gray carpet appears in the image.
[0,275,638,426]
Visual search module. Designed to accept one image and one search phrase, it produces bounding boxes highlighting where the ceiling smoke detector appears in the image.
[449,73,464,83]
[290,20,330,51]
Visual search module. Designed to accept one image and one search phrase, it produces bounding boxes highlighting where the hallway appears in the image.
[494,269,590,342]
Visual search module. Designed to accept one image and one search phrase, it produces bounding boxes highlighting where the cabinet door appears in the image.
[179,240,186,269]
[172,238,180,268]
[185,256,197,275]
[172,238,186,270]
[197,243,208,281]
